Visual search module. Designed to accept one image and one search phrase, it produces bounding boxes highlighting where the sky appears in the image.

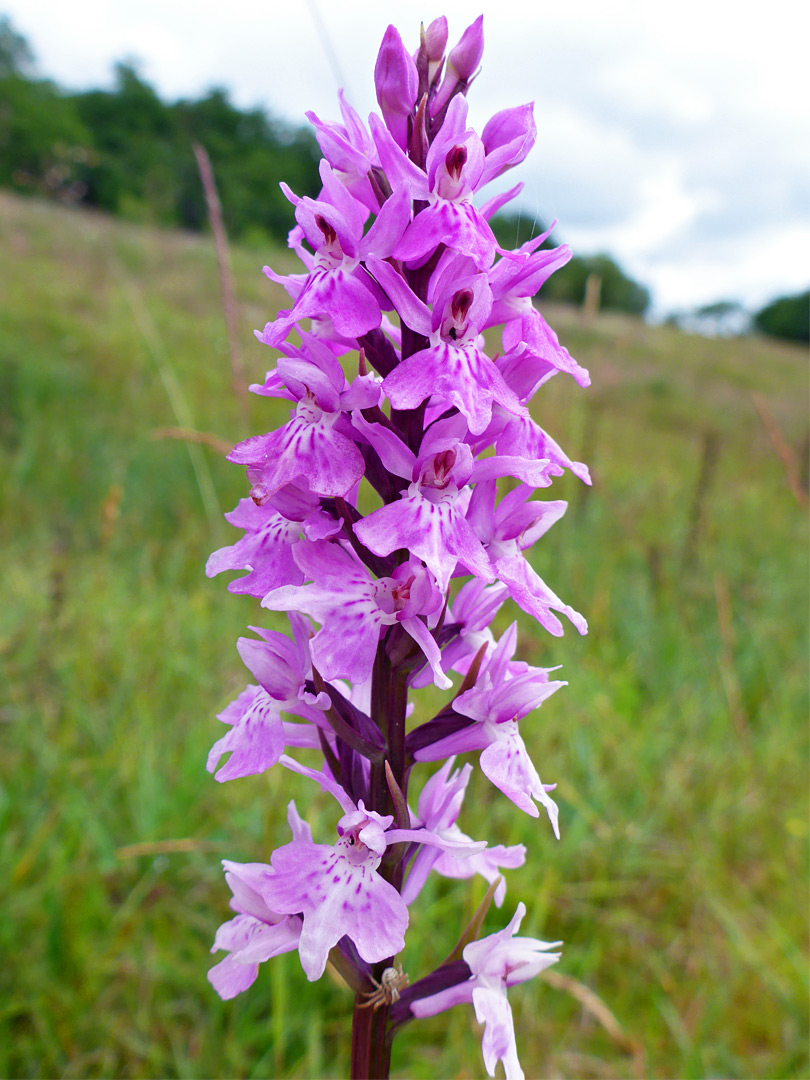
[4,0,809,315]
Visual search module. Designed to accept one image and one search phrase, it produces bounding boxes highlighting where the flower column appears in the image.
[206,15,590,1080]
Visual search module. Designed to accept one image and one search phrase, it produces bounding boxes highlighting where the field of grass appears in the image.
[1,189,807,1079]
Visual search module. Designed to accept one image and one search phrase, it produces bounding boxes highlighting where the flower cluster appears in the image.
[205,16,589,1079]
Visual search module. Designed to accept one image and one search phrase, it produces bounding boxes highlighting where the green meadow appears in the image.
[1,190,807,1079]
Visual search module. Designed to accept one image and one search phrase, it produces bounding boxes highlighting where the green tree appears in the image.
[0,74,92,200]
[489,210,555,251]
[174,88,320,241]
[67,65,321,237]
[72,62,182,223]
[548,253,650,315]
[754,290,809,343]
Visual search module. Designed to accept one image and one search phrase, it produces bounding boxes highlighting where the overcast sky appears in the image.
[4,0,809,314]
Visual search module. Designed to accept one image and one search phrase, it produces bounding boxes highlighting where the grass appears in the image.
[0,190,807,1079]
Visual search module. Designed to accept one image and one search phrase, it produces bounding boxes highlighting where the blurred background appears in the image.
[1,2,807,1077]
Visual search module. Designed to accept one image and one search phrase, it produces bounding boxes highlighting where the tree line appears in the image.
[0,16,658,318]
[753,291,809,344]
[0,17,321,245]
[4,16,805,334]
[490,211,651,316]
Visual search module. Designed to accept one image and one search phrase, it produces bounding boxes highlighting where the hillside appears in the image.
[1,191,807,1080]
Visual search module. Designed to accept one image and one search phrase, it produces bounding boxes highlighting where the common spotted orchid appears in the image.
[206,15,589,1079]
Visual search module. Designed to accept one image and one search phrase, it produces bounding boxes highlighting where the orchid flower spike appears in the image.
[206,14,590,1078]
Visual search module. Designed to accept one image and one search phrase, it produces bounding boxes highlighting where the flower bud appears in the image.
[418,14,448,94]
[482,104,536,157]
[375,24,419,149]
[430,15,484,119]
[424,16,448,62]
[446,14,484,82]
[479,103,537,184]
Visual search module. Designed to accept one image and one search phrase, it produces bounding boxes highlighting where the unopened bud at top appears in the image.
[446,14,484,82]
[415,16,448,104]
[375,24,419,149]
[423,16,448,62]
[430,15,484,118]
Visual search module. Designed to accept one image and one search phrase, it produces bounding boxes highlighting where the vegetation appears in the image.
[1,191,807,1079]
[0,16,651,316]
[754,289,810,344]
[0,17,320,245]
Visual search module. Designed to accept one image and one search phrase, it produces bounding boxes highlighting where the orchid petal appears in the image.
[351,410,416,479]
[394,201,497,269]
[261,840,407,980]
[401,615,453,690]
[365,254,433,335]
[206,686,286,782]
[278,755,357,815]
[359,184,412,259]
[472,987,523,1080]
[479,729,560,832]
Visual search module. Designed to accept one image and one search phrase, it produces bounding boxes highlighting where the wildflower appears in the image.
[402,758,525,905]
[261,542,450,688]
[413,624,566,830]
[206,618,328,782]
[259,758,484,980]
[206,14,590,1077]
[208,805,311,998]
[410,902,561,1080]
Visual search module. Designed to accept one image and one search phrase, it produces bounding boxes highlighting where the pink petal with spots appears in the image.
[393,200,497,269]
[383,342,524,435]
[206,685,286,782]
[493,412,591,484]
[260,842,408,980]
[493,547,587,636]
[355,493,493,593]
[293,265,382,339]
[205,503,303,597]
[229,417,364,500]
[479,725,559,834]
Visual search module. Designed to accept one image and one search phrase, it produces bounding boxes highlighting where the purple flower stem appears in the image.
[351,639,407,1077]
[350,224,452,1079]
[357,328,399,378]
[387,668,409,791]
[351,996,392,1079]
[368,643,397,815]
[312,668,385,762]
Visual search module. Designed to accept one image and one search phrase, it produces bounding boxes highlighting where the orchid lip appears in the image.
[295,391,323,423]
[336,832,378,865]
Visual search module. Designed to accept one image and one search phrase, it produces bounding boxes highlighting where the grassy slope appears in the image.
[0,191,807,1079]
